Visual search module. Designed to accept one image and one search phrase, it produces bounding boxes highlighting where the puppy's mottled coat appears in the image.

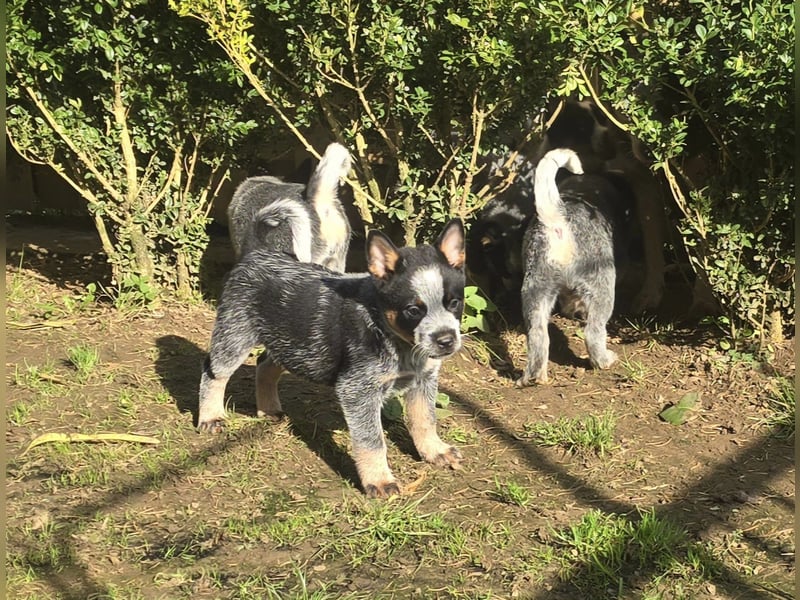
[198,220,467,498]
[517,149,634,386]
[227,142,352,271]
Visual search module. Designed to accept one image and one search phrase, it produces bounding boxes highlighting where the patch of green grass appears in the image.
[9,519,73,573]
[229,566,377,600]
[255,494,467,567]
[625,315,675,346]
[472,520,514,549]
[115,388,140,419]
[8,401,33,428]
[524,410,616,456]
[617,354,651,385]
[266,501,330,548]
[491,477,531,507]
[446,425,478,444]
[331,494,467,566]
[37,443,138,490]
[12,361,63,396]
[66,343,100,382]
[757,376,795,438]
[551,509,715,598]
[6,254,30,306]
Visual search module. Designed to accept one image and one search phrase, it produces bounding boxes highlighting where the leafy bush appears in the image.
[7,0,260,296]
[534,0,794,344]
[170,0,563,244]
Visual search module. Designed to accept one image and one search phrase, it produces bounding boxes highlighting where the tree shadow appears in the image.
[152,334,422,494]
[6,214,112,293]
[443,384,794,600]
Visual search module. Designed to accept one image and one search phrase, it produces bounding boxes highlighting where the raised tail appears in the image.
[253,198,313,262]
[305,142,352,272]
[534,148,583,265]
[305,142,352,205]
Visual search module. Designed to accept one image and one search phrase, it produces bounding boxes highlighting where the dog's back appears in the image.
[225,252,377,385]
[227,143,352,271]
[227,177,311,260]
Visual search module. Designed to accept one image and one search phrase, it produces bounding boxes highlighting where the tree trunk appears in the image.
[126,222,155,282]
[175,251,191,299]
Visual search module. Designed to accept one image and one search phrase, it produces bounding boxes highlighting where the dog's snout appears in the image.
[432,331,457,353]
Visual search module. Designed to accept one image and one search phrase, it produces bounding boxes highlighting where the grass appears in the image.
[215,492,468,567]
[757,376,795,438]
[491,477,532,507]
[617,353,652,385]
[524,410,616,456]
[625,315,675,346]
[331,495,467,566]
[12,361,64,395]
[550,509,715,598]
[5,267,794,600]
[66,343,101,382]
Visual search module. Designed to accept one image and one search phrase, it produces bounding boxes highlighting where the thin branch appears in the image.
[144,145,182,215]
[112,69,141,209]
[8,131,126,226]
[577,64,630,132]
[204,165,231,219]
[9,60,124,204]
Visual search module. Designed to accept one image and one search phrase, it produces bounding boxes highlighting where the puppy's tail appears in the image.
[534,148,583,265]
[306,142,352,208]
[254,199,313,262]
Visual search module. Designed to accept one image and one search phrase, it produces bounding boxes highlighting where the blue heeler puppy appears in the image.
[197,220,467,498]
[517,148,635,386]
[227,142,352,271]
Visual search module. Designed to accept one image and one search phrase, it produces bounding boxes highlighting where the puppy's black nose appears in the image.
[433,332,456,353]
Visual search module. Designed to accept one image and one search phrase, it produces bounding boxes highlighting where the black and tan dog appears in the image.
[227,142,352,271]
[197,220,467,498]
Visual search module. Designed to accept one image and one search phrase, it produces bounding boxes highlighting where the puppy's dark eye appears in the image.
[404,305,423,319]
[447,298,462,312]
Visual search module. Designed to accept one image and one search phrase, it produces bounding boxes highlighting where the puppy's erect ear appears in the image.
[367,230,401,280]
[436,219,465,270]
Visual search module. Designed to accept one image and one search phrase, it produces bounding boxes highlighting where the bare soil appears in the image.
[5,219,795,599]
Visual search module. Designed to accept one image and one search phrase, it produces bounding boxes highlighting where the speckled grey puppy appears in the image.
[227,142,352,271]
[517,148,634,386]
[198,220,467,498]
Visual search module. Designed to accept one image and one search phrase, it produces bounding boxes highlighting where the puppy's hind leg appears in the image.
[255,354,285,421]
[583,277,618,369]
[198,321,257,434]
[517,288,558,387]
[405,363,463,469]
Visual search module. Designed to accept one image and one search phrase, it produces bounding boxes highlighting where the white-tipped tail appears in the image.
[306,143,352,205]
[534,148,583,265]
[255,198,313,262]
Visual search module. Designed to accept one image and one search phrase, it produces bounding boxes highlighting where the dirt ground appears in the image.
[5,218,795,600]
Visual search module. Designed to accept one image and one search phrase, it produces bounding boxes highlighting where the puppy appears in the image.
[469,99,666,315]
[536,99,666,312]
[197,220,467,498]
[227,142,352,271]
[516,148,635,387]
[466,154,534,315]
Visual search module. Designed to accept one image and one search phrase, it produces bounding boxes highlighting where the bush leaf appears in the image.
[659,392,700,425]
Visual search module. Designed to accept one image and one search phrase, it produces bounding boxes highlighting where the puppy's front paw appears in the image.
[197,418,226,434]
[426,445,463,470]
[256,409,285,423]
[592,350,618,370]
[515,373,548,387]
[364,480,401,499]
